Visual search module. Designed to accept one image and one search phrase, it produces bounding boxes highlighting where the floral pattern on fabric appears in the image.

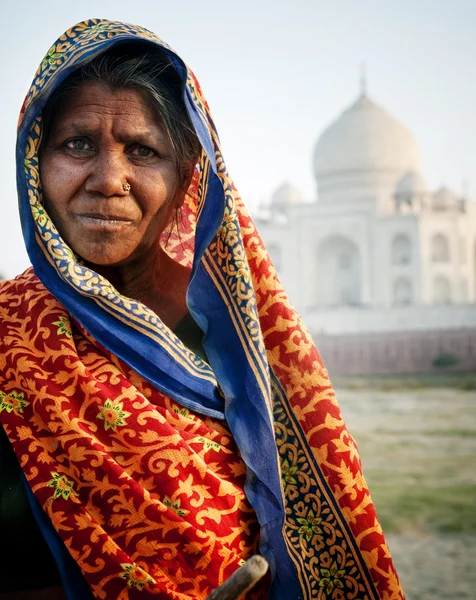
[46,472,78,501]
[119,563,156,590]
[52,316,73,338]
[97,399,131,431]
[0,272,262,599]
[163,496,189,517]
[0,391,29,415]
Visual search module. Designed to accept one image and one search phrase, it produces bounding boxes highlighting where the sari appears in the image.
[0,19,405,600]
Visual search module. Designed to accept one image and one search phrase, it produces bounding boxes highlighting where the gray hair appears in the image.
[41,43,201,185]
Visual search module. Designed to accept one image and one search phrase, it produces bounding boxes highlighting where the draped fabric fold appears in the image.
[0,19,404,600]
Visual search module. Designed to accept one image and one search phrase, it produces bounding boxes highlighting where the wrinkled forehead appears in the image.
[43,82,168,139]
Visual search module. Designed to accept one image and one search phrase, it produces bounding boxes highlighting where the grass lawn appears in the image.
[335,386,476,535]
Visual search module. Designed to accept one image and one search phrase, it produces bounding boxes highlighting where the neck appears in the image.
[90,245,190,329]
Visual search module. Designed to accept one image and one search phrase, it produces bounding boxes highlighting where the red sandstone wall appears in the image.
[314,328,476,376]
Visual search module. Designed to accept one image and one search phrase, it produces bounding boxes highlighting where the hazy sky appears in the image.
[1,0,475,278]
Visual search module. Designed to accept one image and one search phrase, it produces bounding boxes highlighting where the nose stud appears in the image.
[123,182,131,193]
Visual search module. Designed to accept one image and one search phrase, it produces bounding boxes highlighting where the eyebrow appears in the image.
[51,121,166,144]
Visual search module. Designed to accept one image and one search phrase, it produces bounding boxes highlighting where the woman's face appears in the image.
[40,82,184,267]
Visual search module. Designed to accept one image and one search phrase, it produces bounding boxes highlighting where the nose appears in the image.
[84,149,130,197]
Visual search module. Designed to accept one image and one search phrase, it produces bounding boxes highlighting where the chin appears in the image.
[73,245,135,269]
[69,236,156,271]
[85,256,133,269]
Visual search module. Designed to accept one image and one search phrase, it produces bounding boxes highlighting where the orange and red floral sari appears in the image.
[0,19,404,600]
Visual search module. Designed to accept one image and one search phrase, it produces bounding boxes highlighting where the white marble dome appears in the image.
[314,94,421,178]
[271,182,303,211]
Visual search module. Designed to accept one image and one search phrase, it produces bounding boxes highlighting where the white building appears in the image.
[257,91,476,336]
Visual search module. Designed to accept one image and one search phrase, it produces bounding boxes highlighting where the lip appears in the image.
[75,214,134,230]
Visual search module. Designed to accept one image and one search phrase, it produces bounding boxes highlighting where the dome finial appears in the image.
[360,62,367,96]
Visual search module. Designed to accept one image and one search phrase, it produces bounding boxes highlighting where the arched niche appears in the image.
[315,235,361,307]
[433,275,451,304]
[392,234,412,265]
[394,277,413,305]
[431,233,450,263]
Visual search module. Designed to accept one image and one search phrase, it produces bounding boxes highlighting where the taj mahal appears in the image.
[256,88,476,347]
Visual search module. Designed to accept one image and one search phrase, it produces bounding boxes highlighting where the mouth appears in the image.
[75,214,134,230]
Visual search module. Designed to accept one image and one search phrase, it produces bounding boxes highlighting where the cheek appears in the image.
[134,184,182,248]
[40,155,79,211]
[139,173,181,220]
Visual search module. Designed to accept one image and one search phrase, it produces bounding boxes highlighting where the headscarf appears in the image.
[4,18,404,600]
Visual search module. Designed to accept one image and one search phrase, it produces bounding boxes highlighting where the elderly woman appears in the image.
[0,19,404,600]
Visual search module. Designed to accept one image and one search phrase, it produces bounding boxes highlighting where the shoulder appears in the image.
[0,267,48,302]
[0,268,54,324]
[0,268,64,379]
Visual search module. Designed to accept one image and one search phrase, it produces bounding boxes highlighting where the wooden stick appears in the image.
[206,556,269,600]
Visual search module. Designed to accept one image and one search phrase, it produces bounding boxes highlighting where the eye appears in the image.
[130,145,156,158]
[64,138,94,153]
